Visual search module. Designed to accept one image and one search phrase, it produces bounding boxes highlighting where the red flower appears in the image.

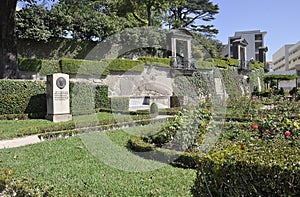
[285,131,291,137]
[253,124,259,130]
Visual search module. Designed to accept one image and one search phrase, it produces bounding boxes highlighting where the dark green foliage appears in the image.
[264,74,297,81]
[0,80,46,116]
[18,38,97,60]
[192,142,300,196]
[138,57,171,67]
[95,85,110,109]
[17,58,59,76]
[0,80,110,117]
[110,97,129,111]
[18,58,43,72]
[70,82,96,115]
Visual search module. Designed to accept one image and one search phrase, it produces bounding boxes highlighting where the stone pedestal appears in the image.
[46,73,72,123]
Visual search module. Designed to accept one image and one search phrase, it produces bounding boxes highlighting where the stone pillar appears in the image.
[46,73,72,123]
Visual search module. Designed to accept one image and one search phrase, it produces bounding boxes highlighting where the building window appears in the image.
[255,34,263,40]
[143,96,150,105]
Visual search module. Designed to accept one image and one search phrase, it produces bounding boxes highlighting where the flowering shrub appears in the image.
[143,102,212,152]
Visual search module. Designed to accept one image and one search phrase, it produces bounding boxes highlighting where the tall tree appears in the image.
[113,0,178,27]
[166,0,219,36]
[0,0,19,78]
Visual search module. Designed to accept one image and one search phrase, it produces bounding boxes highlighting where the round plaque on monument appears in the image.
[56,77,66,89]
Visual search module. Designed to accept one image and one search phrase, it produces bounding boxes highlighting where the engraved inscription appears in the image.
[54,91,69,101]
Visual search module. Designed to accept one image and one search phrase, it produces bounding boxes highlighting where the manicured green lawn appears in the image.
[0,112,151,140]
[0,127,196,196]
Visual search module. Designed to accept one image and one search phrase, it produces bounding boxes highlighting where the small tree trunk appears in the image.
[147,5,152,26]
[0,0,18,79]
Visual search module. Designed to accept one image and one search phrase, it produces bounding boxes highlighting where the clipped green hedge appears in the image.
[18,58,59,76]
[211,58,229,69]
[138,57,171,67]
[40,60,60,76]
[0,80,46,117]
[108,59,144,72]
[192,142,300,196]
[250,61,264,70]
[18,58,43,72]
[59,58,109,76]
[110,97,129,111]
[59,58,144,76]
[264,74,297,81]
[0,80,110,117]
[95,85,110,109]
[210,57,239,69]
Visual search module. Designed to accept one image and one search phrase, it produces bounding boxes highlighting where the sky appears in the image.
[209,0,300,61]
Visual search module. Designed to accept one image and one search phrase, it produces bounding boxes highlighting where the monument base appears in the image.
[46,114,72,123]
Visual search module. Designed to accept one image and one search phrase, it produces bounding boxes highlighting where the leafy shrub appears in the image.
[146,103,211,152]
[95,85,110,109]
[110,97,129,111]
[226,57,239,67]
[70,82,96,115]
[192,142,300,196]
[0,168,45,196]
[195,60,214,69]
[59,58,109,76]
[59,58,145,76]
[108,59,144,72]
[212,58,229,69]
[0,80,46,116]
[18,58,43,72]
[250,61,264,69]
[138,57,171,67]
[40,60,60,76]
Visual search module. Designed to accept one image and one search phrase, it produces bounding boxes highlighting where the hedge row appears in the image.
[211,57,239,68]
[59,58,144,75]
[0,80,110,117]
[138,57,171,67]
[128,136,198,168]
[18,58,59,75]
[0,80,46,117]
[192,142,300,196]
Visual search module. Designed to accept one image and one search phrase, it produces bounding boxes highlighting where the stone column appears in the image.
[46,73,72,123]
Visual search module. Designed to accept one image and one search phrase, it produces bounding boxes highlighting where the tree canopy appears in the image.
[1,0,221,78]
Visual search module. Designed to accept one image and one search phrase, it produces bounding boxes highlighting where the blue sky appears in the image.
[210,0,300,61]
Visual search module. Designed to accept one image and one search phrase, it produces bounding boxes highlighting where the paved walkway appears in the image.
[0,135,41,149]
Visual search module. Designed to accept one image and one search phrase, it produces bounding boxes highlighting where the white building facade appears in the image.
[224,30,267,62]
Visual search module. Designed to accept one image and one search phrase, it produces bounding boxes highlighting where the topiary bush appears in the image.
[110,97,129,112]
[150,102,159,117]
[18,58,43,72]
[138,57,171,67]
[192,142,300,196]
[0,80,46,117]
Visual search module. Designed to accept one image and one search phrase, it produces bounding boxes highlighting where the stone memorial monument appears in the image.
[46,73,72,122]
[166,29,194,69]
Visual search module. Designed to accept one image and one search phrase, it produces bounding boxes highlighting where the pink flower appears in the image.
[253,124,259,130]
[285,131,291,137]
